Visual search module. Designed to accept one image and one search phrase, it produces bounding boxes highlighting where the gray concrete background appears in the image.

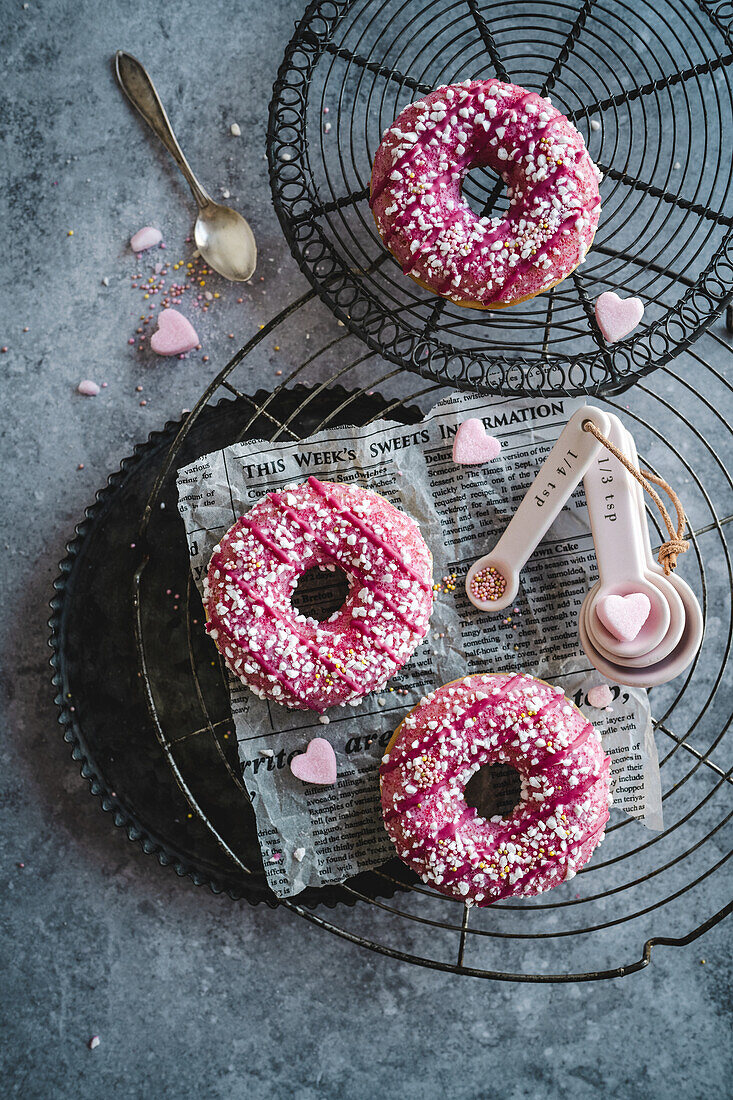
[1,0,730,1097]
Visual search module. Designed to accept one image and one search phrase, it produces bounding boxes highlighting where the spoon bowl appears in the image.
[581,576,685,668]
[579,575,703,687]
[465,554,519,613]
[584,578,671,659]
[194,202,257,282]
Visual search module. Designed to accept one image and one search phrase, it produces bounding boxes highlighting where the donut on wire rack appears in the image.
[370,79,602,309]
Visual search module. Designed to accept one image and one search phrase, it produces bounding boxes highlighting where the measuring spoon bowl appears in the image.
[585,570,671,659]
[579,575,703,687]
[581,578,684,668]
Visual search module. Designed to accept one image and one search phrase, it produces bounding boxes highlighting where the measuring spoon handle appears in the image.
[491,406,611,571]
[623,428,656,569]
[583,413,647,586]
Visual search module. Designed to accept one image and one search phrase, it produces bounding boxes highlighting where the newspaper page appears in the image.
[177,391,662,899]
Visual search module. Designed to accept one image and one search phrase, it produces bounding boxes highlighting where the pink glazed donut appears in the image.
[380,672,611,905]
[204,477,433,712]
[370,79,602,309]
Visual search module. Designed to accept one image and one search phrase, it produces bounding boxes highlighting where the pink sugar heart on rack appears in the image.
[290,737,337,785]
[595,291,644,343]
[452,418,501,465]
[150,309,199,356]
[596,592,651,642]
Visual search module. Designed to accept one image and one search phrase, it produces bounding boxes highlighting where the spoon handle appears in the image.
[489,406,610,570]
[114,51,211,209]
[583,413,647,586]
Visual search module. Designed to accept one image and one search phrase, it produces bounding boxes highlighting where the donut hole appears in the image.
[462,164,511,219]
[291,565,350,622]
[464,762,522,820]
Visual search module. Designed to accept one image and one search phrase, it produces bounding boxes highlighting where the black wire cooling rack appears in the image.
[268,0,733,395]
[50,285,732,981]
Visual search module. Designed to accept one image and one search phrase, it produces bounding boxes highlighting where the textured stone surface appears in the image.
[1,1,731,1097]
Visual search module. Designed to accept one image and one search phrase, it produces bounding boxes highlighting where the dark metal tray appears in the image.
[49,386,420,908]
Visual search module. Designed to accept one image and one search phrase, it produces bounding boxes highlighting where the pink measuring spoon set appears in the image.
[466,407,703,687]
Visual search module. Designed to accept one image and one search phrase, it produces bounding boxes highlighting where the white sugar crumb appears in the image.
[318,715,330,724]
[673,160,681,169]
[88,1036,100,1050]
[293,847,306,862]
[590,119,600,131]
[230,122,242,136]
[259,748,274,758]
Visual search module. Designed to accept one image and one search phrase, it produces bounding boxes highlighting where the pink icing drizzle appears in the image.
[207,613,310,706]
[218,565,363,693]
[271,492,424,633]
[307,477,432,589]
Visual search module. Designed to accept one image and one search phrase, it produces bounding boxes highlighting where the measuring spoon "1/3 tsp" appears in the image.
[581,413,677,661]
[466,406,612,613]
[578,425,702,687]
[583,417,686,667]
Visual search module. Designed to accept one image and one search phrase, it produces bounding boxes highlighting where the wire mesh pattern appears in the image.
[268,0,733,395]
[50,289,732,980]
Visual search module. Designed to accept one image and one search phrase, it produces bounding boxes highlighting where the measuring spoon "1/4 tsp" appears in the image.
[466,406,612,613]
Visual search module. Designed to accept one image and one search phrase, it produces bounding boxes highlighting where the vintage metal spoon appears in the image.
[115,51,256,281]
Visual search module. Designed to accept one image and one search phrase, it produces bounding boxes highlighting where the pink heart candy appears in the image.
[587,683,614,709]
[77,379,100,396]
[596,592,651,642]
[290,738,337,785]
[452,418,501,465]
[150,309,199,356]
[595,291,644,343]
[130,226,162,252]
